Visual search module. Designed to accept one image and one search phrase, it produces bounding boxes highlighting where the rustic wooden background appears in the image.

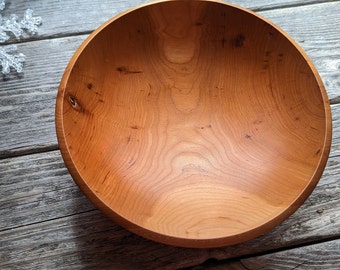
[0,0,339,269]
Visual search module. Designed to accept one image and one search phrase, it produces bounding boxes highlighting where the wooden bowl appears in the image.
[56,0,332,248]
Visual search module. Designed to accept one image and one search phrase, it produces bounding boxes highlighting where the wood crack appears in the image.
[252,0,339,12]
[0,145,59,160]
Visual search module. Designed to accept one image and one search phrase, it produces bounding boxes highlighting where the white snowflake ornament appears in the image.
[0,14,23,41]
[0,44,25,74]
[20,9,42,34]
[0,1,42,75]
[0,16,7,41]
[0,0,5,11]
[0,9,42,43]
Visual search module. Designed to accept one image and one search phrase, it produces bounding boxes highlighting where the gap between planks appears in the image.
[250,0,340,12]
[0,208,97,234]
[0,145,59,160]
[0,30,93,46]
[184,237,340,270]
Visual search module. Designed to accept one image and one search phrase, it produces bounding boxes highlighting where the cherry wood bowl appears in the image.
[56,0,332,248]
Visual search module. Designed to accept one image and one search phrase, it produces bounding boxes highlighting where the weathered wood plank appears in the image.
[1,1,339,158]
[330,104,340,157]
[0,210,198,270]
[0,151,95,230]
[0,149,338,269]
[0,0,146,42]
[232,0,337,11]
[200,239,340,270]
[1,0,334,43]
[238,239,340,270]
[0,37,81,157]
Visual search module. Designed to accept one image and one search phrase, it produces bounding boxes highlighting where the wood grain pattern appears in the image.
[1,2,339,158]
[56,0,331,247]
[0,0,145,41]
[0,37,81,157]
[239,239,340,270]
[0,151,95,230]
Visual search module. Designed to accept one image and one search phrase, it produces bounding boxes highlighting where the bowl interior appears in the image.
[57,0,330,247]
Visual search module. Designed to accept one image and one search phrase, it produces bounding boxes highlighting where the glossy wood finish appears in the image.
[55,0,331,248]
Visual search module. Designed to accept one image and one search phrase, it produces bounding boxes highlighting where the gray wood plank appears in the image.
[0,0,335,43]
[0,210,198,270]
[0,0,146,42]
[191,239,340,269]
[0,151,95,230]
[0,37,81,157]
[0,149,338,269]
[1,1,339,158]
[238,239,340,270]
[235,0,337,11]
[331,104,340,157]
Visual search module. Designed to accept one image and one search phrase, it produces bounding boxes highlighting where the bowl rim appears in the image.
[55,0,332,248]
